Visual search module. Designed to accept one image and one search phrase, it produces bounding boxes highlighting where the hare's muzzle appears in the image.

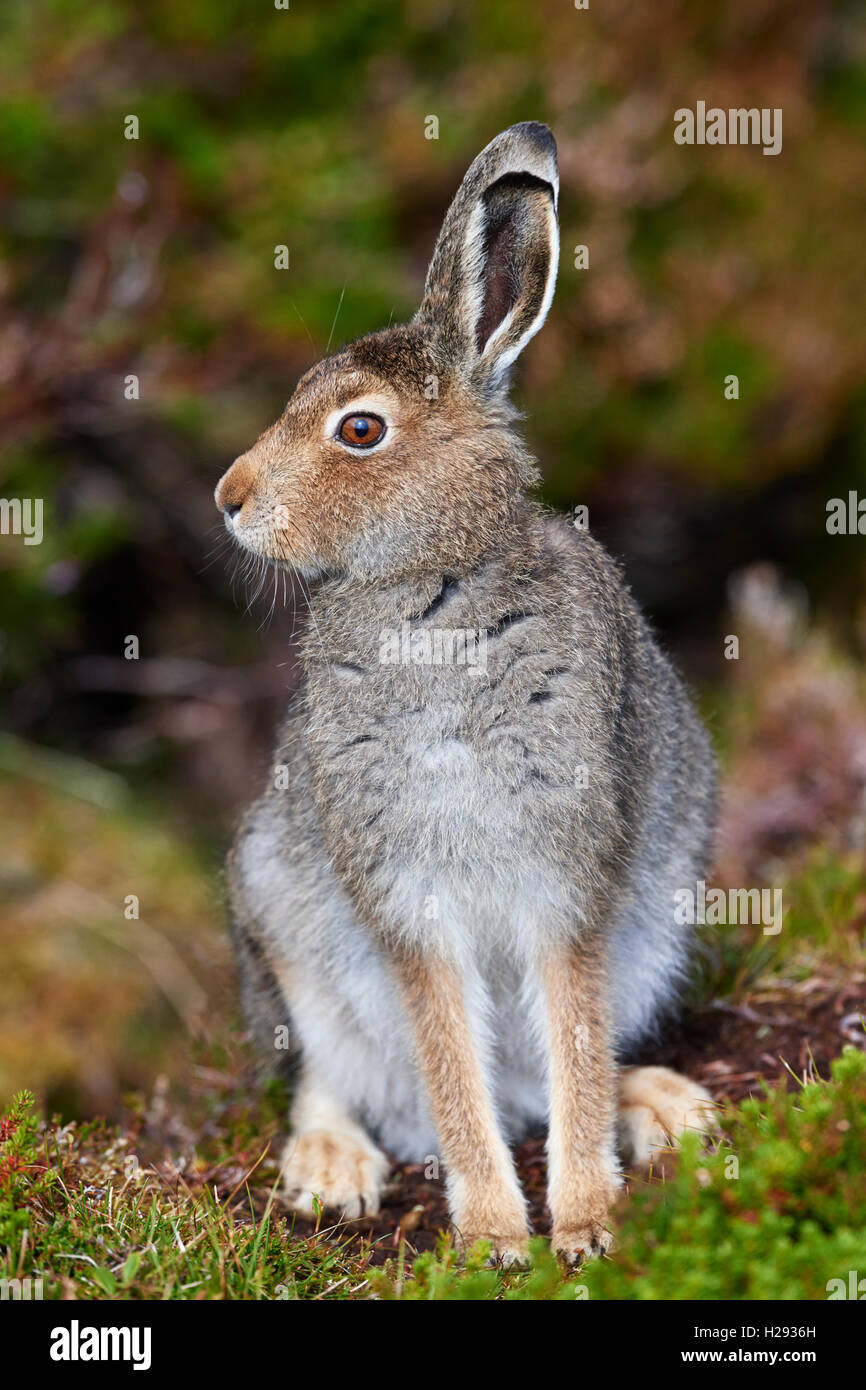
[214,455,256,524]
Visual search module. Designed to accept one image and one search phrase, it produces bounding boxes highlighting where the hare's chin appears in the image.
[232,529,323,581]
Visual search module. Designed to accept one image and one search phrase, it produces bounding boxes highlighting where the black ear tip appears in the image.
[510,121,556,155]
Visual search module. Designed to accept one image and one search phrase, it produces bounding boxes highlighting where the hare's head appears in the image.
[215,122,559,582]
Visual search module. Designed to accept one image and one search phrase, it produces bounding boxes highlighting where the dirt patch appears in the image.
[644,976,865,1104]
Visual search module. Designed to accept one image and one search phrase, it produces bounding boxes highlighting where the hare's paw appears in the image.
[618,1065,716,1166]
[454,1191,531,1267]
[281,1129,389,1220]
[552,1219,614,1264]
[458,1227,531,1269]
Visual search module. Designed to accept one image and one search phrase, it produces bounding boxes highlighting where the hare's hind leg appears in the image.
[281,1068,390,1219]
[233,900,392,1220]
[617,1066,715,1166]
[228,795,392,1221]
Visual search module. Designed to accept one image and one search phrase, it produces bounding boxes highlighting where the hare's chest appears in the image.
[368,734,579,948]
[312,678,580,950]
[325,674,541,831]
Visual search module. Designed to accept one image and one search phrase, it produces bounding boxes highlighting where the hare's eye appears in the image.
[336,413,385,448]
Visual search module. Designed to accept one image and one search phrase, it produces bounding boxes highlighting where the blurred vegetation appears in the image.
[0,770,228,1115]
[582,1047,866,1301]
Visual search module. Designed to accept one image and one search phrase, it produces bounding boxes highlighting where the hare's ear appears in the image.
[415,122,559,397]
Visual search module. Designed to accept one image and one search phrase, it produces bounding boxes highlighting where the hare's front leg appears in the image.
[394,950,530,1266]
[541,937,622,1261]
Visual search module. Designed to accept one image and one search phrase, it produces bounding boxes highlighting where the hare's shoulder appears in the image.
[533,512,641,652]
[539,512,627,590]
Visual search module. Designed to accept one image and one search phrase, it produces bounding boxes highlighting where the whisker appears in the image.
[219,525,332,683]
[288,297,318,353]
[326,283,346,356]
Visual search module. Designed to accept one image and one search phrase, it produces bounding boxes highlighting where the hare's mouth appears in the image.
[226,522,325,586]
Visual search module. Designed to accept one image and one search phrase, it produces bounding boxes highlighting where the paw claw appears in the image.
[459,1230,531,1268]
[552,1222,614,1264]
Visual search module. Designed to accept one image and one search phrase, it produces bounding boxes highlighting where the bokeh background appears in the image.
[1,0,864,1124]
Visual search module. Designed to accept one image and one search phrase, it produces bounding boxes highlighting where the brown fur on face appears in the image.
[215,122,560,584]
[214,326,538,583]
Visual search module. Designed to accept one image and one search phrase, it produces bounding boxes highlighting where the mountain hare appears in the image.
[215,123,716,1263]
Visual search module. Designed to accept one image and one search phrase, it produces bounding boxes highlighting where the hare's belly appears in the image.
[362,735,582,954]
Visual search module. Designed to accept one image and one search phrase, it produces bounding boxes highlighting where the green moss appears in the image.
[582,1048,866,1301]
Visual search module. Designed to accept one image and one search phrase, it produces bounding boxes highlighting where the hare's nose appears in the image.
[214,457,254,519]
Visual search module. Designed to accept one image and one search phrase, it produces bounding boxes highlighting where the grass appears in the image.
[0,1091,367,1301]
[580,1047,866,1302]
[3,1047,865,1301]
[688,844,866,1008]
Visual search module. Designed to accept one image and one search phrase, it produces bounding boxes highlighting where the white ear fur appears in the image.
[473,188,559,391]
[414,123,560,396]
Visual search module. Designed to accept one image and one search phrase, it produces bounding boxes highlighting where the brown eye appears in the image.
[337,413,385,448]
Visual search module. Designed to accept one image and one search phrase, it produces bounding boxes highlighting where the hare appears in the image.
[215,123,716,1264]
